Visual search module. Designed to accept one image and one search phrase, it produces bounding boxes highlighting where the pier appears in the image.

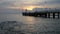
[22,10,60,19]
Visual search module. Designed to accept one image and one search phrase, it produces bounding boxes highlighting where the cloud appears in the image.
[0,0,60,9]
[32,0,60,8]
[0,0,16,9]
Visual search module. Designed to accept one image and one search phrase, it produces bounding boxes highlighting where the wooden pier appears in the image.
[22,10,60,19]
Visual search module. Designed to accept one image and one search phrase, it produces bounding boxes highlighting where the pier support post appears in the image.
[34,13,38,17]
[53,13,55,18]
[58,12,59,19]
[45,13,47,18]
[48,13,50,18]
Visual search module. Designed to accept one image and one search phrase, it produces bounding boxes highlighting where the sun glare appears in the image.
[23,6,35,10]
[23,6,47,10]
[7,6,47,10]
[26,8,33,10]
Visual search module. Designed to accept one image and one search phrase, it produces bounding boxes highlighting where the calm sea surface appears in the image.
[0,14,60,34]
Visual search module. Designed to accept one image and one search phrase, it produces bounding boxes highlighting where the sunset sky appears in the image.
[0,0,60,10]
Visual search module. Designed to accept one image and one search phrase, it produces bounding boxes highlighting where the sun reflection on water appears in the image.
[23,16,36,24]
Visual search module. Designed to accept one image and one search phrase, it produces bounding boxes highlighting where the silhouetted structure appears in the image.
[22,10,60,19]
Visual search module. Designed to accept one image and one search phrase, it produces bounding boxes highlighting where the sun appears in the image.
[23,6,35,10]
[26,8,33,10]
[23,6,47,10]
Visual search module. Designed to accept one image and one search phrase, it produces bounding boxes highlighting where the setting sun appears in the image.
[26,8,33,10]
[23,6,47,10]
[23,6,35,10]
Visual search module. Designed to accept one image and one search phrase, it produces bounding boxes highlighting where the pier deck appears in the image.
[22,11,60,18]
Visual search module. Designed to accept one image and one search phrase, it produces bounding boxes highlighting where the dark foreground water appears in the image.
[0,14,60,34]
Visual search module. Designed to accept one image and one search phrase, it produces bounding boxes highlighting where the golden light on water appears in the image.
[23,16,35,24]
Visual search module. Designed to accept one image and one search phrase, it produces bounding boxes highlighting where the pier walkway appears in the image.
[22,10,60,18]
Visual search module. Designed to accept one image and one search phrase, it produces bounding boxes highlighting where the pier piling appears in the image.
[45,13,47,18]
[53,13,55,18]
[48,13,50,18]
[22,11,60,19]
[58,12,59,19]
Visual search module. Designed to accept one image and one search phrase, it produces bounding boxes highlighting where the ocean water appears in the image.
[0,14,60,34]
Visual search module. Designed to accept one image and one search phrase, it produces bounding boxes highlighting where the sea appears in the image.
[0,13,60,34]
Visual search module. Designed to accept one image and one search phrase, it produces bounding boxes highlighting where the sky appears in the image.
[0,0,60,10]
